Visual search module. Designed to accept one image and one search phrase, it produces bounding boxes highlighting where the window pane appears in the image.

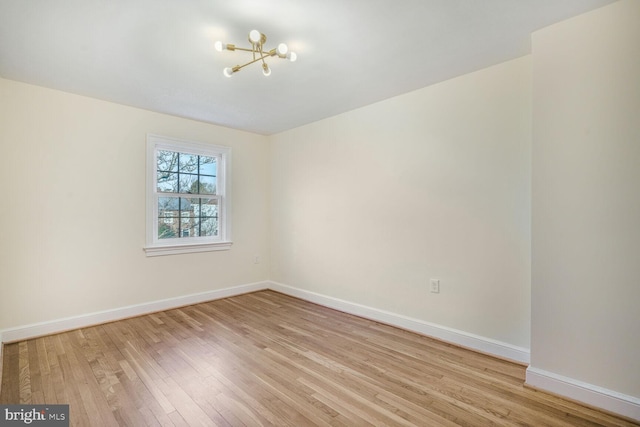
[180,205,192,228]
[179,173,198,194]
[157,172,178,192]
[199,175,216,195]
[200,156,217,176]
[157,197,179,239]
[158,196,179,213]
[194,198,218,218]
[198,217,218,237]
[157,151,178,172]
[158,217,178,239]
[191,198,219,237]
[180,198,195,218]
[179,153,198,173]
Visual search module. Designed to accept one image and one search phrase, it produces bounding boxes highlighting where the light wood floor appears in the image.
[1,290,637,426]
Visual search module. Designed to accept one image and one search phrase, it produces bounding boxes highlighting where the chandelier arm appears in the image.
[234,53,274,72]
[231,46,260,53]
[260,49,267,66]
[226,46,278,56]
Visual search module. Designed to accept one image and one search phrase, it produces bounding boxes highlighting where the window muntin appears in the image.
[145,135,231,256]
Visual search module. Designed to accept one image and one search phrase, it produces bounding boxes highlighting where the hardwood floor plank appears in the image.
[56,351,91,426]
[18,341,31,404]
[43,336,66,406]
[121,346,175,415]
[1,290,638,426]
[0,343,19,404]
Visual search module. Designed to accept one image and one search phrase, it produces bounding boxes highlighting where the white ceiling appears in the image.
[0,0,615,135]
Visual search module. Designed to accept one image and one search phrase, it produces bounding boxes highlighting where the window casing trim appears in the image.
[144,134,232,256]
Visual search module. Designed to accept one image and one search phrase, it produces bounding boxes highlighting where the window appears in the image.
[145,134,231,256]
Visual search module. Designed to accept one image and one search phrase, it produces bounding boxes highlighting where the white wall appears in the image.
[530,0,640,400]
[269,56,532,349]
[0,78,270,331]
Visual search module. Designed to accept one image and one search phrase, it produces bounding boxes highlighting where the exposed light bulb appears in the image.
[214,41,224,52]
[223,67,234,77]
[287,51,297,62]
[262,63,271,76]
[249,29,261,44]
[277,43,288,56]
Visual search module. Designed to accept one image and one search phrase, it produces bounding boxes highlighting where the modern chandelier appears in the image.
[215,29,297,77]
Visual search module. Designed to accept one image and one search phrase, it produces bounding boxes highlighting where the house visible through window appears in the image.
[163,212,174,224]
[145,134,231,256]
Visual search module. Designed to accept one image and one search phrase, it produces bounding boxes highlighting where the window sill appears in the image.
[144,241,232,257]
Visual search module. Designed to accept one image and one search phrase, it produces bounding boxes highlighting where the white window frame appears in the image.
[144,134,232,256]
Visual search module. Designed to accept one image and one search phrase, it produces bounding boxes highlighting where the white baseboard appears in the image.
[0,280,529,365]
[268,281,530,364]
[526,367,640,422]
[1,281,269,343]
[3,280,637,421]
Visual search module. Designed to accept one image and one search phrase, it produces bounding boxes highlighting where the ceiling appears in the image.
[0,0,615,135]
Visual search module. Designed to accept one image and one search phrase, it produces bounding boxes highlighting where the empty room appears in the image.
[0,0,639,425]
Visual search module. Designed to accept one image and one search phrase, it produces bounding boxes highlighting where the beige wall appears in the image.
[1,1,638,414]
[269,56,532,348]
[0,78,270,330]
[531,0,640,397]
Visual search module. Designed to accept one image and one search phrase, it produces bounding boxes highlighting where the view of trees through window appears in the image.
[156,150,219,239]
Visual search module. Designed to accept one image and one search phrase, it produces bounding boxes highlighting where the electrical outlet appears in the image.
[430,279,440,294]
[254,256,260,264]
